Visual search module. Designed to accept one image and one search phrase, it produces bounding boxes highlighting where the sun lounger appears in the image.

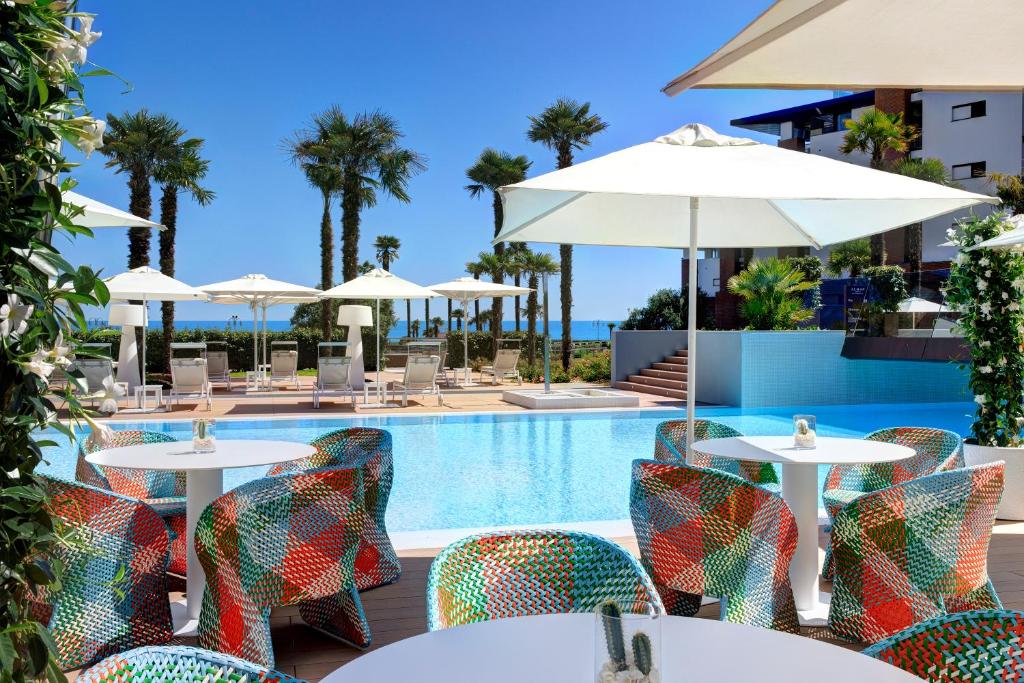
[314,356,354,408]
[204,341,231,390]
[169,358,212,410]
[268,341,299,390]
[392,355,442,407]
[480,347,522,385]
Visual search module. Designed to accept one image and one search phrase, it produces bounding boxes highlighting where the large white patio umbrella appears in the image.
[662,0,1024,94]
[969,215,1024,251]
[64,191,164,229]
[198,274,321,387]
[104,266,208,410]
[428,277,533,386]
[320,269,438,405]
[494,123,996,442]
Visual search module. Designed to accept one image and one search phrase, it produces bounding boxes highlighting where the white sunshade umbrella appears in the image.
[494,123,996,442]
[105,266,208,410]
[897,297,947,313]
[428,277,533,386]
[319,268,438,405]
[662,0,1024,94]
[969,215,1024,251]
[64,191,164,229]
[198,274,321,386]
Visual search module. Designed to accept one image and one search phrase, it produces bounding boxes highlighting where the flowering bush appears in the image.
[944,214,1024,447]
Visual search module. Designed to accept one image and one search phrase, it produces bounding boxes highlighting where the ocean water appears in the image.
[39,401,974,533]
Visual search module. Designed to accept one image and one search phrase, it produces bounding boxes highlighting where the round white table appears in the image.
[690,435,915,625]
[86,438,314,636]
[322,614,919,682]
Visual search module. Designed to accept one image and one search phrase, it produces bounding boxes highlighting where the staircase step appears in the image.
[639,368,687,382]
[613,381,687,400]
[627,374,687,390]
[652,361,687,371]
[663,355,689,364]
[675,350,689,357]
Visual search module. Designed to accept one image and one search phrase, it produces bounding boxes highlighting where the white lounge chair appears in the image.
[169,358,212,410]
[205,344,232,390]
[480,348,523,385]
[313,356,354,408]
[268,341,300,390]
[392,355,442,407]
[409,340,453,387]
[72,358,128,410]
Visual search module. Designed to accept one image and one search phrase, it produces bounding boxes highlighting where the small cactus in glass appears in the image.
[632,632,653,676]
[599,599,627,671]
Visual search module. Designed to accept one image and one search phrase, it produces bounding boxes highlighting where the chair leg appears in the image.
[298,584,372,650]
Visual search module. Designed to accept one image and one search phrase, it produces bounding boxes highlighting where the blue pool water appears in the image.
[39,402,976,532]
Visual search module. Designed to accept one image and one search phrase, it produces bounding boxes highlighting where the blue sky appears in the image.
[68,0,831,322]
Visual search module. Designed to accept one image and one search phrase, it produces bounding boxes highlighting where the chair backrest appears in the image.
[271,350,297,374]
[74,358,114,394]
[426,529,663,630]
[206,351,230,376]
[170,358,208,393]
[829,463,1005,643]
[78,430,182,499]
[270,427,392,476]
[402,355,439,388]
[654,419,777,485]
[862,609,1024,682]
[825,427,964,494]
[317,356,352,388]
[77,645,306,683]
[492,348,520,372]
[630,458,799,632]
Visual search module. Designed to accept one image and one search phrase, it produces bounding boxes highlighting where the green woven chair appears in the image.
[654,419,780,492]
[426,530,663,630]
[863,610,1024,681]
[77,645,304,682]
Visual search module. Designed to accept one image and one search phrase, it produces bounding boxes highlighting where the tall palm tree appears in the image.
[527,98,608,369]
[430,317,444,337]
[522,250,560,366]
[892,157,954,293]
[285,126,343,339]
[465,259,485,330]
[826,239,871,278]
[102,110,185,268]
[447,298,452,334]
[451,308,464,331]
[504,243,529,331]
[840,109,918,265]
[155,140,214,372]
[311,106,426,282]
[424,298,431,336]
[989,173,1024,213]
[476,251,505,336]
[466,148,531,336]
[372,234,406,334]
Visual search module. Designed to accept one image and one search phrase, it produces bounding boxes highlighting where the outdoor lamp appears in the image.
[337,305,373,388]
[109,303,145,390]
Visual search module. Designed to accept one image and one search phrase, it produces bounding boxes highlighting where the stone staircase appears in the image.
[613,349,688,400]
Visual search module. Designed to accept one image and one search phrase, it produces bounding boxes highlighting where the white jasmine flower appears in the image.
[0,296,33,338]
[986,270,992,278]
[1014,277,1024,290]
[979,365,993,374]
[977,279,988,290]
[24,350,55,380]
[66,117,105,156]
[1003,292,1010,300]
[980,302,992,316]
[979,257,990,267]
[975,235,984,244]
[975,394,987,405]
[74,15,102,48]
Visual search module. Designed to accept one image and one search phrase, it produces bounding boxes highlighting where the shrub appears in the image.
[787,254,823,310]
[517,351,611,383]
[862,265,909,313]
[620,287,713,330]
[726,257,818,330]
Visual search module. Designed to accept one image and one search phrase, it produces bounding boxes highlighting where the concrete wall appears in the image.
[611,330,687,383]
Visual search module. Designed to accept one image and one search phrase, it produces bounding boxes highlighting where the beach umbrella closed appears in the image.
[320,269,438,405]
[662,0,1024,94]
[64,191,164,229]
[428,277,533,386]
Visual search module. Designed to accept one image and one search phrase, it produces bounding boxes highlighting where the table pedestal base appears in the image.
[171,597,199,637]
[179,469,224,638]
[796,591,832,626]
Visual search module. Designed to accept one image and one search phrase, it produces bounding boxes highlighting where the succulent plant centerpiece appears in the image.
[596,600,660,683]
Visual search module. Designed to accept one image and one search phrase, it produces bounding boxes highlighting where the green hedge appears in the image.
[443,330,546,367]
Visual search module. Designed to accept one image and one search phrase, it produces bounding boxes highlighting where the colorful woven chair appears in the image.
[268,427,399,590]
[630,458,799,632]
[822,427,965,580]
[426,530,663,631]
[196,464,369,668]
[654,419,780,492]
[77,645,305,682]
[829,463,1004,644]
[77,430,187,577]
[862,610,1024,681]
[36,476,173,671]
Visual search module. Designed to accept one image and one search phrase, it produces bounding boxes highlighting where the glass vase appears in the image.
[192,418,216,453]
[793,414,817,449]
[595,600,661,683]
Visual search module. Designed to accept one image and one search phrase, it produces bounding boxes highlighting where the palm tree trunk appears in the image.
[491,191,504,346]
[319,193,333,340]
[905,222,923,295]
[340,180,361,282]
[127,169,152,268]
[447,298,452,334]
[406,299,411,336]
[425,299,430,337]
[513,272,522,332]
[472,272,481,330]
[870,234,887,266]
[559,244,572,371]
[526,273,538,366]
[158,185,177,374]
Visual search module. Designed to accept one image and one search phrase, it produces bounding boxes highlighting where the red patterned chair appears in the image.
[268,427,399,590]
[78,645,305,683]
[630,458,799,632]
[654,419,780,492]
[195,464,369,668]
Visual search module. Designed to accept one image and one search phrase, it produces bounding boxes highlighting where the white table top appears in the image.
[690,435,916,465]
[323,614,918,682]
[85,439,315,471]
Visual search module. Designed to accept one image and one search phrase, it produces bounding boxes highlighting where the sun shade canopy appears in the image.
[64,191,164,229]
[428,277,532,300]
[319,268,438,300]
[104,266,208,301]
[663,0,1024,94]
[198,273,321,304]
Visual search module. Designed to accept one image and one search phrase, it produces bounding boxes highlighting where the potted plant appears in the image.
[945,213,1024,519]
[862,265,909,336]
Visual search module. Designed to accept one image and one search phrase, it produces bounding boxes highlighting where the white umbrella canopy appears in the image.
[969,215,1024,251]
[64,191,164,230]
[428,277,533,386]
[662,0,1024,94]
[494,123,996,444]
[897,297,947,313]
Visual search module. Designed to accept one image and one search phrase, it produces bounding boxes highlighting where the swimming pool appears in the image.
[40,402,976,532]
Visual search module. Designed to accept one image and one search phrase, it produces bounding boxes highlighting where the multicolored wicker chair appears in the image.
[77,430,187,577]
[426,530,663,631]
[654,419,780,492]
[36,476,173,671]
[196,464,369,668]
[862,609,1024,681]
[829,463,1004,644]
[821,427,964,580]
[77,645,305,682]
[630,458,799,632]
[268,427,399,591]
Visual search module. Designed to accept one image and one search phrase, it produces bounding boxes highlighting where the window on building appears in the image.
[951,161,987,181]
[952,100,986,121]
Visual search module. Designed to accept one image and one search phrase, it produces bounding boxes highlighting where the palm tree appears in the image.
[451,308,464,331]
[155,140,214,372]
[527,98,608,370]
[411,319,420,337]
[447,298,452,334]
[285,126,343,339]
[826,239,871,277]
[727,257,818,330]
[465,259,485,330]
[476,251,505,337]
[430,317,444,337]
[466,148,531,335]
[989,172,1024,214]
[310,106,426,282]
[372,234,405,334]
[505,243,529,331]
[424,299,431,336]
[522,250,560,366]
[102,110,185,268]
[892,158,955,292]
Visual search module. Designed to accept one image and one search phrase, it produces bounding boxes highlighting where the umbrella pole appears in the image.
[141,297,147,410]
[251,301,258,389]
[261,301,268,383]
[464,295,471,386]
[686,197,699,456]
[376,298,382,403]
[543,273,550,394]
